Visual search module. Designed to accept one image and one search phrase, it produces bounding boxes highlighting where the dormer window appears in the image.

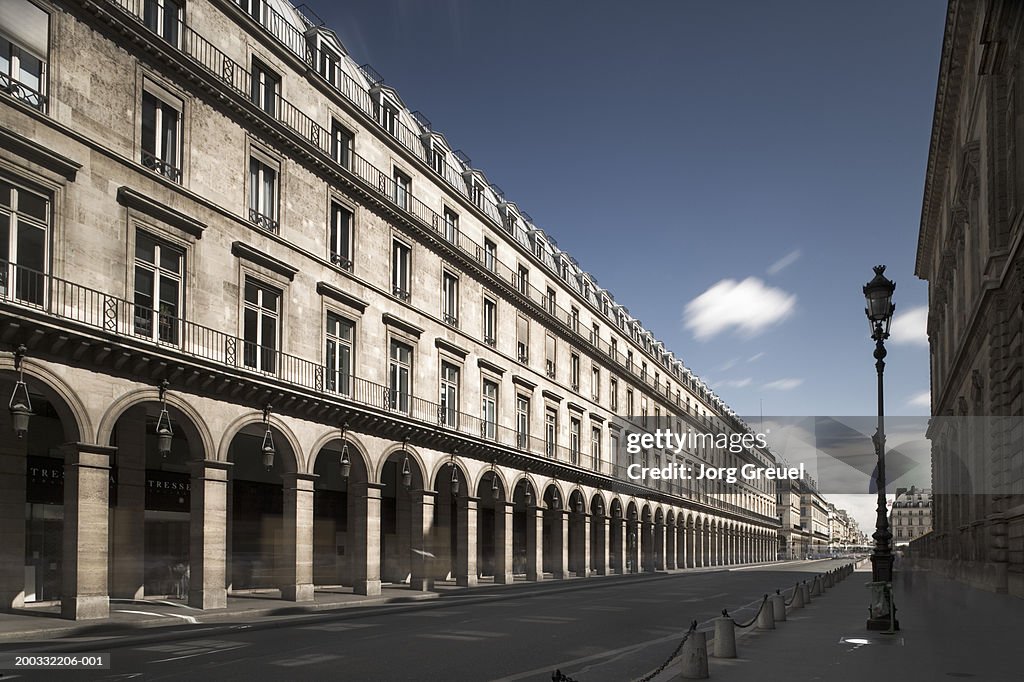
[505,213,517,234]
[471,180,484,208]
[380,99,399,136]
[317,44,340,86]
[431,146,446,176]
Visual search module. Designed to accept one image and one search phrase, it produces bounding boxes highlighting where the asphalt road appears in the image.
[4,560,851,682]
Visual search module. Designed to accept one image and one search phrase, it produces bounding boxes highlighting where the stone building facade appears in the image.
[890,487,932,546]
[913,0,1024,596]
[0,0,781,619]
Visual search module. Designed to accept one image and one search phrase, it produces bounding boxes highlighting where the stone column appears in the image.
[189,460,230,610]
[643,521,655,572]
[455,496,478,587]
[494,501,513,584]
[351,482,383,595]
[525,504,543,581]
[110,415,145,600]
[551,509,568,579]
[409,489,435,591]
[578,513,591,577]
[610,515,625,574]
[628,521,640,573]
[665,522,677,570]
[592,514,608,576]
[62,443,115,620]
[0,415,27,610]
[281,472,316,602]
[654,522,666,571]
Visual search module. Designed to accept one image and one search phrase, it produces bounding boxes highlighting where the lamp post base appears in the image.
[865,580,899,632]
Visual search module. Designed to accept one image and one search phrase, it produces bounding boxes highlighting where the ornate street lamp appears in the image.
[490,463,500,501]
[863,265,898,632]
[260,404,275,470]
[524,482,533,506]
[449,450,460,497]
[155,380,173,458]
[339,422,351,479]
[8,345,32,438]
[550,487,560,511]
[401,437,412,488]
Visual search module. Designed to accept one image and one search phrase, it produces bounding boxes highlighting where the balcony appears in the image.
[0,71,47,112]
[392,287,410,301]
[248,209,279,234]
[330,253,353,271]
[442,313,459,328]
[141,150,182,183]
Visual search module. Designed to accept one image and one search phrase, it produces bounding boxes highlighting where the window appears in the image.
[627,350,634,372]
[545,406,557,457]
[329,201,353,270]
[610,434,619,466]
[481,380,498,439]
[626,389,634,417]
[393,169,410,210]
[251,59,279,116]
[483,239,496,272]
[570,417,581,465]
[591,323,599,346]
[143,0,181,45]
[442,207,458,244]
[318,44,340,86]
[440,362,459,427]
[591,366,600,401]
[381,100,399,136]
[141,89,182,182]
[517,265,530,295]
[248,156,278,233]
[430,147,445,176]
[545,286,556,315]
[388,340,412,413]
[610,377,618,411]
[591,426,602,470]
[570,306,579,333]
[641,362,648,382]
[243,277,280,373]
[0,0,48,110]
[441,271,459,326]
[133,232,182,344]
[391,240,410,299]
[0,177,48,304]
[570,353,580,391]
[331,120,353,169]
[325,312,353,395]
[545,334,556,379]
[516,395,530,448]
[482,297,497,346]
[517,315,529,363]
[471,180,484,209]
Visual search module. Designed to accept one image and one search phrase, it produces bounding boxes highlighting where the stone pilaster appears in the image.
[0,418,27,609]
[455,496,478,587]
[351,481,383,596]
[525,504,543,581]
[189,459,230,610]
[61,443,116,620]
[409,489,435,591]
[665,522,677,570]
[281,472,317,602]
[494,502,513,584]
[110,414,145,600]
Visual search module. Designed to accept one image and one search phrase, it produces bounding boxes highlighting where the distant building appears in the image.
[913,0,1024,596]
[890,487,932,546]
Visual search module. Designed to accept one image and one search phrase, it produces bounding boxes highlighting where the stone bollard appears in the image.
[679,629,709,679]
[824,572,833,589]
[756,598,775,630]
[791,583,804,608]
[802,581,812,603]
[713,615,736,658]
[810,577,822,597]
[771,592,786,622]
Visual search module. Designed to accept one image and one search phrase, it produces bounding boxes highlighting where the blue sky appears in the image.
[301,0,948,532]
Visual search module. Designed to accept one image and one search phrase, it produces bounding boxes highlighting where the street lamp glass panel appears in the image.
[863,266,896,323]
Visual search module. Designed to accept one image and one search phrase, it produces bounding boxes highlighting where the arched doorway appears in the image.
[311,431,369,592]
[626,501,639,573]
[567,488,588,577]
[432,458,473,585]
[542,483,566,578]
[609,498,624,574]
[1,370,83,611]
[512,477,538,580]
[589,494,607,575]
[653,508,665,570]
[226,413,298,596]
[640,504,653,572]
[475,468,510,584]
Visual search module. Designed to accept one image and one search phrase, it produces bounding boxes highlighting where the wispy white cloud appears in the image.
[907,391,931,408]
[748,352,765,363]
[889,306,928,346]
[719,357,741,371]
[763,378,803,391]
[767,249,802,275]
[684,277,797,341]
[716,378,753,389]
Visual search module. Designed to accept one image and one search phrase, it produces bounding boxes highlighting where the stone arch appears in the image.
[376,443,427,489]
[0,358,89,443]
[219,410,302,473]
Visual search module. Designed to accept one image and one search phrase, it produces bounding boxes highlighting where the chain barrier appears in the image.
[724,594,769,629]
[636,619,698,682]
[784,582,800,606]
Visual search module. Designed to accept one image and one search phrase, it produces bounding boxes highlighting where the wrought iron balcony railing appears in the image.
[0,71,47,112]
[0,260,781,525]
[141,150,182,182]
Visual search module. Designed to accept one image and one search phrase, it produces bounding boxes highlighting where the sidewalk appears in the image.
[0,561,766,648]
[653,563,1023,681]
